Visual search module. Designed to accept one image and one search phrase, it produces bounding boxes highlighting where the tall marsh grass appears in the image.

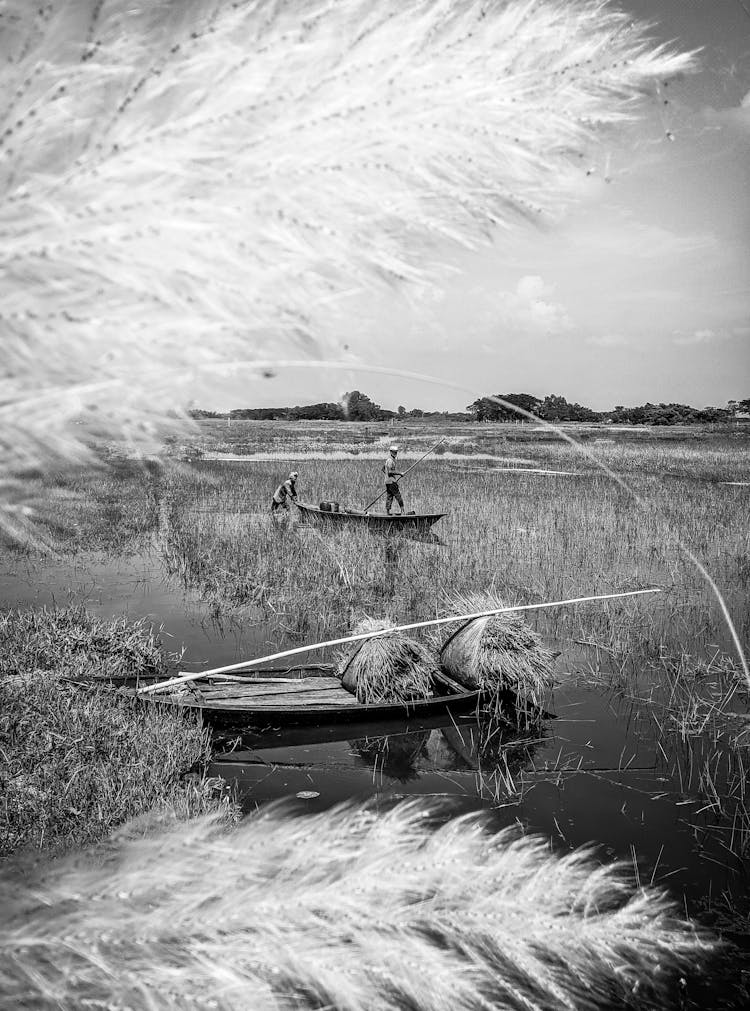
[156,437,750,666]
[0,607,234,855]
[0,802,714,1010]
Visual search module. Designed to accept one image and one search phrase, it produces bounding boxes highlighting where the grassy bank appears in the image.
[0,607,235,857]
[8,456,162,554]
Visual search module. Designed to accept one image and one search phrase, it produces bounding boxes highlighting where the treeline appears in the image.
[197,391,470,422]
[467,394,750,424]
[191,391,750,425]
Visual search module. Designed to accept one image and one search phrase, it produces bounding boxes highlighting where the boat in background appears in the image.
[294,500,446,533]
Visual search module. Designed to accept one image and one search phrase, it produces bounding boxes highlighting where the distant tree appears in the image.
[466,397,498,422]
[291,402,344,421]
[467,393,541,422]
[230,407,291,420]
[188,409,223,419]
[537,394,572,421]
[342,391,383,421]
[397,405,406,416]
[502,393,543,418]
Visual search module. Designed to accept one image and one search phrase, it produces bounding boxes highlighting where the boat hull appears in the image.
[78,668,480,727]
[294,501,445,533]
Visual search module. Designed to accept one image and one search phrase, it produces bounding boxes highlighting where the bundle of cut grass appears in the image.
[437,592,556,711]
[336,618,439,704]
[0,800,716,1010]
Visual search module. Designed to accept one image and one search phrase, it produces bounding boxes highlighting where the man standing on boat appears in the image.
[271,471,299,513]
[383,445,404,514]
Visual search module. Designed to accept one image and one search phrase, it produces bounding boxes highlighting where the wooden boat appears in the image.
[294,500,446,533]
[77,665,481,727]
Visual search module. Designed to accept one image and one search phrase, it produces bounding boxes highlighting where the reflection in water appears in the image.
[345,715,549,796]
[350,731,430,782]
[381,540,400,597]
[379,531,443,595]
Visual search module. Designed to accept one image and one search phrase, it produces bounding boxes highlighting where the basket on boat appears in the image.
[336,618,439,705]
[437,592,556,713]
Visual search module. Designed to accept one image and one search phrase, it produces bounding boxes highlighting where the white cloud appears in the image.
[672,328,726,346]
[703,91,750,133]
[586,334,628,347]
[566,211,718,262]
[491,275,573,337]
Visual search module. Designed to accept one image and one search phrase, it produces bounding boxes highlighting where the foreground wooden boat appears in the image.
[76,666,481,727]
[294,500,446,533]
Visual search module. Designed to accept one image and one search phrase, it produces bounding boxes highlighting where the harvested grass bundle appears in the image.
[0,800,716,1010]
[438,592,556,710]
[337,618,439,704]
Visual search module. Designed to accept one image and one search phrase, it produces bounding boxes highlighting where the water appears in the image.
[2,547,748,931]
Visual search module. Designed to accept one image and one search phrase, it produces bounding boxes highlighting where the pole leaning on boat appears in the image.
[137,587,662,695]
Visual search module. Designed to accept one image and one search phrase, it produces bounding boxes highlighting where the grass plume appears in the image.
[0,800,715,1011]
[0,0,696,537]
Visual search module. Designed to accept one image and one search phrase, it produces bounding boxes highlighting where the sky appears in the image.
[208,0,750,414]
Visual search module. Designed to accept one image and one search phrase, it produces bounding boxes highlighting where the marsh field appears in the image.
[3,417,750,995]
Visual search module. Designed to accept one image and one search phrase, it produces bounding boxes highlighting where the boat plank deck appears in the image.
[189,678,344,700]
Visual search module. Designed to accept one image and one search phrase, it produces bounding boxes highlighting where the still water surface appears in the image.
[1,547,747,925]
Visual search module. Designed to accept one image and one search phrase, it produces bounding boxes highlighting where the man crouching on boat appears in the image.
[271,471,299,513]
[383,446,404,515]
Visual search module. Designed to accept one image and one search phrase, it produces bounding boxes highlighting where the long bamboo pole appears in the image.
[137,587,661,695]
[362,437,446,512]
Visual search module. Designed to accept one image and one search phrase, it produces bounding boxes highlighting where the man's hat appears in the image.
[389,444,398,452]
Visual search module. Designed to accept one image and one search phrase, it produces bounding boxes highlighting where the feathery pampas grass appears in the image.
[0,0,696,539]
[337,616,439,702]
[438,591,557,709]
[0,801,714,1010]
